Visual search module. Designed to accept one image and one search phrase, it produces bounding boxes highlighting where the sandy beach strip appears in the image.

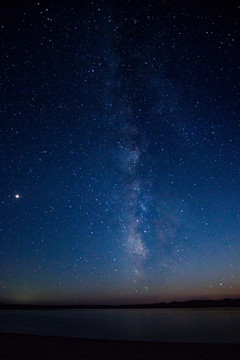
[0,332,239,360]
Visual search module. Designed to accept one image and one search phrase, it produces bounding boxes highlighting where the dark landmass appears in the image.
[0,333,239,360]
[0,298,240,310]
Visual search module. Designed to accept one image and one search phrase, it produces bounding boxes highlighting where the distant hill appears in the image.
[0,298,240,310]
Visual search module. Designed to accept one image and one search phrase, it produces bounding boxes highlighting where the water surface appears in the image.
[0,308,239,343]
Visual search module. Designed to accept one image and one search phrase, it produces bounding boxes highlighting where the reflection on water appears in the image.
[0,308,240,343]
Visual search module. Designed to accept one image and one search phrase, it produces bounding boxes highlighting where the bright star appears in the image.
[15,194,20,199]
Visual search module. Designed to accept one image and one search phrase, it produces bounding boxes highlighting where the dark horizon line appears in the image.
[1,298,240,309]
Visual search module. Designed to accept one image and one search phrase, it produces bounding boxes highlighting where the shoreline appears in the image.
[0,333,240,359]
[1,298,240,310]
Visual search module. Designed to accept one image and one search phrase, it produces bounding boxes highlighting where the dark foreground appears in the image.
[0,333,239,360]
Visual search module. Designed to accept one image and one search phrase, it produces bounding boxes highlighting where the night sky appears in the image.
[1,0,240,305]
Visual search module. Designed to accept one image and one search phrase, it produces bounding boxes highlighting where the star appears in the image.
[15,194,20,199]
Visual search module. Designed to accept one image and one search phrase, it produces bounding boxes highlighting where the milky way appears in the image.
[0,0,240,304]
[119,124,149,275]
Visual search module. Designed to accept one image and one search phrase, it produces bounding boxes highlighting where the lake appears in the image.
[0,308,239,343]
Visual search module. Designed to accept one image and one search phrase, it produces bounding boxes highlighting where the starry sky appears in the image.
[1,0,240,305]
